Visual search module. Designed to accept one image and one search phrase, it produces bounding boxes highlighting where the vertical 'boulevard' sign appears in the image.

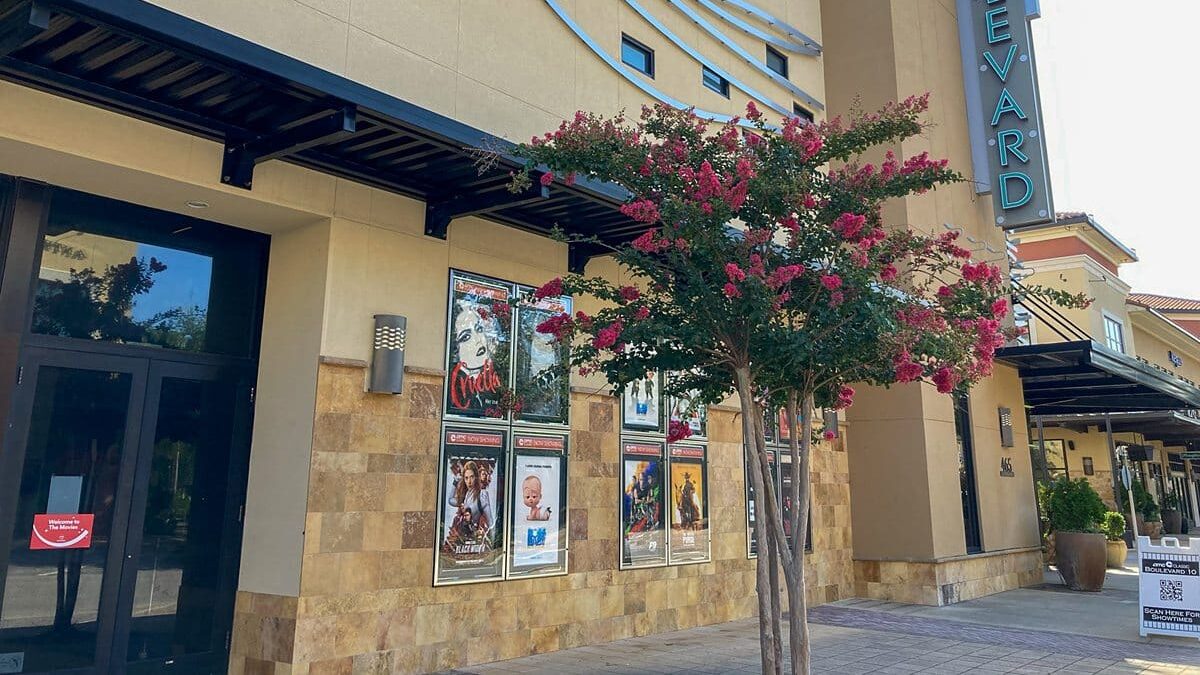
[968,0,1053,228]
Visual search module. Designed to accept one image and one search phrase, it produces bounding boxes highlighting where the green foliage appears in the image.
[1162,490,1181,512]
[1101,511,1126,541]
[1044,477,1106,533]
[1117,478,1161,522]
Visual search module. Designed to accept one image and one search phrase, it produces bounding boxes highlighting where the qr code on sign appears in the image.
[1160,579,1184,602]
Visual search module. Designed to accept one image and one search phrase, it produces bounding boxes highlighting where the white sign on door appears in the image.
[1138,536,1200,640]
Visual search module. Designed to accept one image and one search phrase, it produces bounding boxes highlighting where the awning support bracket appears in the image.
[424,174,549,240]
[0,2,50,56]
[221,105,358,190]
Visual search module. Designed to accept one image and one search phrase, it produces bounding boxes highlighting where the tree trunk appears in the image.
[779,392,814,675]
[736,368,781,675]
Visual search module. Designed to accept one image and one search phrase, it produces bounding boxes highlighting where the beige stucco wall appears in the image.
[1130,312,1200,384]
[144,0,826,144]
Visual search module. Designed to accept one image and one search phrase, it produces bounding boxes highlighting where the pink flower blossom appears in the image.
[745,101,762,121]
[574,311,593,330]
[564,171,577,186]
[932,366,959,394]
[835,385,855,409]
[668,419,694,443]
[536,313,574,339]
[832,213,866,240]
[634,306,651,320]
[723,283,742,298]
[621,198,661,224]
[880,264,898,282]
[619,286,640,302]
[829,291,845,307]
[592,320,624,350]
[533,277,563,300]
[991,297,1009,319]
[540,172,554,186]
[820,274,843,291]
[895,361,924,383]
[822,429,837,441]
[725,263,747,283]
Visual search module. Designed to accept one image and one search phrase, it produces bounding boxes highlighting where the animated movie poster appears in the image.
[435,427,507,584]
[668,444,709,564]
[622,371,662,432]
[445,271,512,419]
[621,441,666,568]
[509,433,569,577]
[669,390,707,438]
[745,446,777,558]
[514,293,572,425]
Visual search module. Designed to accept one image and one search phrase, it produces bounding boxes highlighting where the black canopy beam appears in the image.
[0,2,50,56]
[424,176,550,240]
[568,242,608,274]
[221,105,358,189]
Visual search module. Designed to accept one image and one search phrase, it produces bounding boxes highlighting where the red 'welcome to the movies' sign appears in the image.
[29,514,94,550]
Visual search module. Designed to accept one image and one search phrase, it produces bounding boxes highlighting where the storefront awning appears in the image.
[0,0,641,270]
[1031,411,1200,448]
[996,340,1200,415]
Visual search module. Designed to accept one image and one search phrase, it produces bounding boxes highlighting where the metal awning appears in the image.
[1032,411,1200,448]
[0,0,641,271]
[996,340,1200,415]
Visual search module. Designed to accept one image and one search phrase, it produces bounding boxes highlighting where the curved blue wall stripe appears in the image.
[711,0,822,51]
[623,0,792,118]
[543,0,751,127]
[693,0,818,55]
[665,0,824,110]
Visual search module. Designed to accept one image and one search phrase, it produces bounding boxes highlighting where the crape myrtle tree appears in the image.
[507,98,1085,675]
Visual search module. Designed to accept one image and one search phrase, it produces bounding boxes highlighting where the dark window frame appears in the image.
[792,103,814,124]
[620,34,655,77]
[766,45,788,78]
[701,65,729,98]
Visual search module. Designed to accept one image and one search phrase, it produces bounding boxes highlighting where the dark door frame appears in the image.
[955,390,984,554]
[0,176,264,674]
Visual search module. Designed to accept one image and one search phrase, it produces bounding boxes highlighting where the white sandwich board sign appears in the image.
[1138,536,1200,640]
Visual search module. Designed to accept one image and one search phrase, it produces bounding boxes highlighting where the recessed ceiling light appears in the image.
[185,199,209,209]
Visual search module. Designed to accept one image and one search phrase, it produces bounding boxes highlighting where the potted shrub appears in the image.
[1162,491,1183,535]
[1102,511,1128,568]
[1045,477,1107,591]
[1119,479,1162,538]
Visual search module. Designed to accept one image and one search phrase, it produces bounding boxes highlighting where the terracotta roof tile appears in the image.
[1128,293,1200,312]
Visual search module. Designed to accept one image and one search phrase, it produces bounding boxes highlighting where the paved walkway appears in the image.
[440,611,1198,674]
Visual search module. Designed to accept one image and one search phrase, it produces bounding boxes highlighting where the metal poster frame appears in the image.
[667,442,711,565]
[507,429,570,579]
[619,438,668,569]
[443,270,515,423]
[746,444,778,559]
[512,285,572,427]
[433,423,509,586]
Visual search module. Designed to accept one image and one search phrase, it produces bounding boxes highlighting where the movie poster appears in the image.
[777,455,812,553]
[509,433,569,578]
[622,371,662,432]
[777,409,791,441]
[514,292,572,425]
[746,446,777,558]
[445,271,512,419]
[668,444,709,564]
[435,427,507,585]
[620,440,666,568]
[669,390,707,438]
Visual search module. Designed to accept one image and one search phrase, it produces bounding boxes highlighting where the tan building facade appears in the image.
[0,1,1074,673]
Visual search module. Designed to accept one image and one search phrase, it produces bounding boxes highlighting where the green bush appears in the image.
[1117,478,1161,522]
[1163,490,1181,512]
[1101,511,1126,541]
[1045,477,1106,533]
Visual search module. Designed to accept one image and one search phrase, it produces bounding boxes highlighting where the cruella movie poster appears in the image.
[445,272,511,418]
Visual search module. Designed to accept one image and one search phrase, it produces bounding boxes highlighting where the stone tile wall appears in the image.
[853,548,1043,606]
[229,362,855,673]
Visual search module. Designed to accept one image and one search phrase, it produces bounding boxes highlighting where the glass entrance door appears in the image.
[0,349,249,674]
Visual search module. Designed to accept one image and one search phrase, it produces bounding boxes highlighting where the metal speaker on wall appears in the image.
[369,314,407,394]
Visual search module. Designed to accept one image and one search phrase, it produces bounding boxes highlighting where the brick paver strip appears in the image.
[808,606,1200,667]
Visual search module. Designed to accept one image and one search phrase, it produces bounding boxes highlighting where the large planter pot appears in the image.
[1106,540,1128,568]
[1163,510,1183,535]
[1055,531,1107,591]
[1139,517,1163,539]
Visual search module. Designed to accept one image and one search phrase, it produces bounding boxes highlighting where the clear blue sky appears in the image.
[1033,1,1198,298]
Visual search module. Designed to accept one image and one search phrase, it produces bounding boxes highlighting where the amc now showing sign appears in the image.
[959,0,1053,229]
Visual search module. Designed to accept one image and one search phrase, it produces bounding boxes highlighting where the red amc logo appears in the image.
[30,514,94,550]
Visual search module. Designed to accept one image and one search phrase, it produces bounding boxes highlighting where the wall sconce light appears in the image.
[369,314,407,394]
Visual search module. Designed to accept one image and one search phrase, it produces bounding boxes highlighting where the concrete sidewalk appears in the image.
[440,552,1200,674]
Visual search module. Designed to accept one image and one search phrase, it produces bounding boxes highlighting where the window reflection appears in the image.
[35,231,213,352]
